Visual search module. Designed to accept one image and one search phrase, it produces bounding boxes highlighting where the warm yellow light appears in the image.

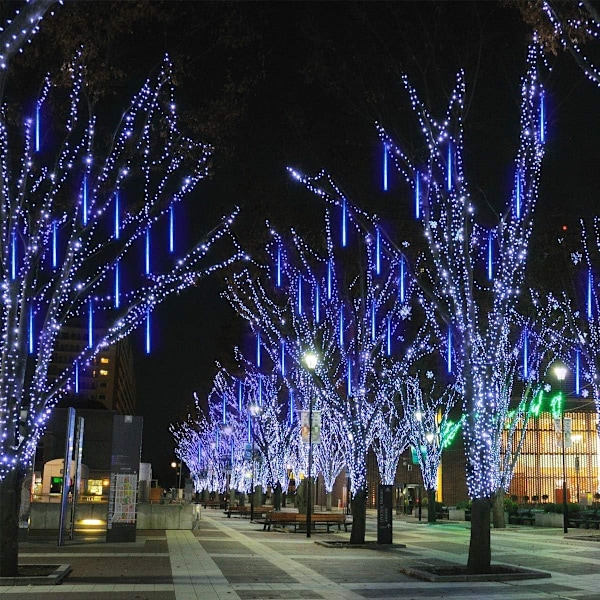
[303,351,318,370]
[100,357,109,364]
[554,363,568,382]
[99,369,109,376]
[79,519,105,526]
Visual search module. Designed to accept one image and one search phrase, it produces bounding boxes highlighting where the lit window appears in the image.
[100,369,109,376]
[100,357,109,364]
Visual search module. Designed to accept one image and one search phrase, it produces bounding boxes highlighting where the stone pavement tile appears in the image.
[298,557,413,584]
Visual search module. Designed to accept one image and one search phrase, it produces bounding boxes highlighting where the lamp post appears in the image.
[248,403,262,521]
[303,351,318,539]
[554,363,568,534]
[170,461,182,494]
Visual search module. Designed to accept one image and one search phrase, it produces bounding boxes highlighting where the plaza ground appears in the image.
[3,509,600,599]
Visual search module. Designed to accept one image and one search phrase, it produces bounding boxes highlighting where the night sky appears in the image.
[18,1,600,487]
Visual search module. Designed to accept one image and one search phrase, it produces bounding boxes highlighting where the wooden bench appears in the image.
[436,507,450,520]
[569,510,600,529]
[203,500,225,509]
[225,505,272,518]
[262,511,350,533]
[508,509,539,525]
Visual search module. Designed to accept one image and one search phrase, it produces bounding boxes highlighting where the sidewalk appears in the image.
[4,510,600,599]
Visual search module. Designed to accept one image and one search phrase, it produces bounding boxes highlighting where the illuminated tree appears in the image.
[377,44,546,572]
[225,204,434,543]
[0,2,240,576]
[396,374,460,523]
[550,220,600,461]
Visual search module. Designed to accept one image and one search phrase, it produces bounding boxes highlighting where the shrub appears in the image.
[504,497,519,514]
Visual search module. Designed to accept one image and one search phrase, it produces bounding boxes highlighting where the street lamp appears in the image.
[171,461,182,497]
[303,351,318,538]
[553,362,568,534]
[248,402,262,521]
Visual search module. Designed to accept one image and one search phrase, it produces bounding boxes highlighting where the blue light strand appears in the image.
[74,361,79,394]
[487,232,493,280]
[523,330,528,379]
[386,315,391,356]
[258,376,263,406]
[399,258,405,302]
[28,305,34,354]
[88,299,93,348]
[145,309,151,354]
[447,328,452,373]
[587,271,593,319]
[289,390,295,425]
[327,260,332,299]
[447,143,452,191]
[256,334,261,367]
[169,205,175,253]
[515,171,521,219]
[238,381,243,411]
[276,245,282,287]
[376,227,381,275]
[52,221,57,269]
[222,394,227,424]
[339,310,344,346]
[114,191,120,239]
[114,261,120,308]
[371,302,376,341]
[35,102,40,152]
[342,199,347,247]
[82,175,88,225]
[415,171,420,219]
[298,274,302,314]
[11,230,16,280]
[383,142,388,191]
[247,414,252,443]
[145,226,151,275]
[315,285,321,323]
[347,361,352,397]
[280,340,286,375]
[575,349,580,395]
[540,92,545,144]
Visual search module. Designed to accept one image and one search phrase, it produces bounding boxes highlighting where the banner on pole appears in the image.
[300,410,321,444]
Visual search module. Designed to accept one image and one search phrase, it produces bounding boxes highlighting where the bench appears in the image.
[436,507,449,520]
[568,510,600,529]
[225,505,273,518]
[262,511,350,533]
[508,509,539,525]
[203,500,225,509]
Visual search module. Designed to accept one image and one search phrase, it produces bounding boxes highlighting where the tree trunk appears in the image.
[427,488,437,523]
[467,497,491,574]
[0,469,24,577]
[325,491,332,511]
[492,489,506,529]
[349,487,366,544]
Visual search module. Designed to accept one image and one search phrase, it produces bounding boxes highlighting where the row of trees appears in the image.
[3,0,600,580]
[172,10,600,576]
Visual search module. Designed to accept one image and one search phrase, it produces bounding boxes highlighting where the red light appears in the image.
[562,225,568,231]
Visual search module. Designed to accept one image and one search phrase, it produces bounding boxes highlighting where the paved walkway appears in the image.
[3,510,600,599]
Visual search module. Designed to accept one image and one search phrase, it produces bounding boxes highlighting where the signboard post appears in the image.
[377,484,393,545]
[106,415,143,543]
